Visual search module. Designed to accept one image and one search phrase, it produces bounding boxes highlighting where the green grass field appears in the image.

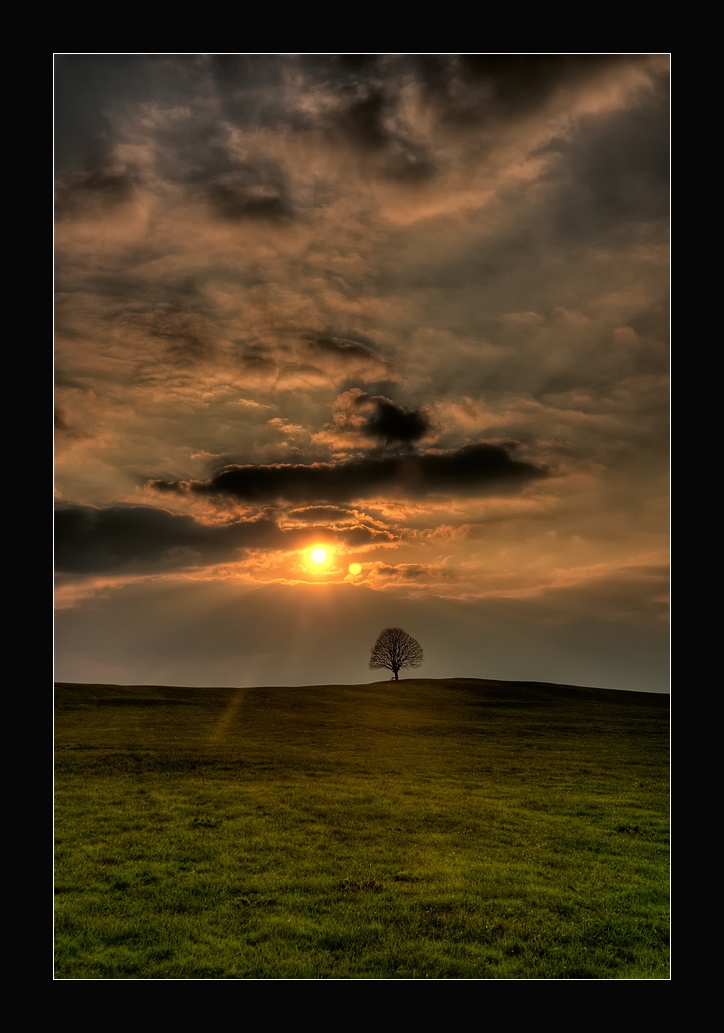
[54,678,669,979]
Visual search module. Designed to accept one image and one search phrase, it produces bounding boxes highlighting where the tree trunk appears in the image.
[394,671,399,680]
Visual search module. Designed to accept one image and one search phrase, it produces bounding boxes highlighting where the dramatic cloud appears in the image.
[206,182,294,222]
[362,398,430,445]
[54,504,285,573]
[55,151,139,218]
[55,503,398,575]
[55,55,669,690]
[151,443,546,505]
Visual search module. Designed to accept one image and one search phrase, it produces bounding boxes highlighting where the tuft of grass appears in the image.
[55,678,669,979]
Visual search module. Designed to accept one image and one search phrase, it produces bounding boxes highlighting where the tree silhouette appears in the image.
[369,627,423,681]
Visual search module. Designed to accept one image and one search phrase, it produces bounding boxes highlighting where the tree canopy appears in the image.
[369,627,423,681]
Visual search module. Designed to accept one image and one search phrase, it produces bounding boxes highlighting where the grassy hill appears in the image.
[54,678,669,979]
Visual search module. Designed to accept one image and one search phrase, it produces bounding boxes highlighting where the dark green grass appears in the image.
[55,678,669,979]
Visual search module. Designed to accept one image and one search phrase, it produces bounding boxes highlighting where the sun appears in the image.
[311,547,328,564]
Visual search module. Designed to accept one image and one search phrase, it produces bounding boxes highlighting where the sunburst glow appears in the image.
[311,548,328,564]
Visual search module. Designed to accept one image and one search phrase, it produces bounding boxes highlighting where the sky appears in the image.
[54,55,669,692]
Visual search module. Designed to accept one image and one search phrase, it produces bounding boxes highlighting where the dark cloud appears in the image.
[55,55,652,217]
[209,56,306,132]
[376,563,436,580]
[162,139,295,221]
[459,55,606,101]
[302,333,385,364]
[151,443,546,505]
[168,55,431,152]
[339,87,388,151]
[210,54,284,98]
[54,504,285,574]
[551,88,669,238]
[336,55,382,73]
[403,564,433,579]
[55,152,138,218]
[206,183,293,221]
[196,155,294,221]
[54,407,85,439]
[63,61,300,223]
[290,56,644,165]
[417,55,635,127]
[240,351,277,374]
[362,398,430,445]
[318,75,437,179]
[301,55,629,132]
[54,54,164,174]
[55,504,397,576]
[144,310,209,362]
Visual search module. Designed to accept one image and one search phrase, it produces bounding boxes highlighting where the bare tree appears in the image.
[369,627,423,681]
